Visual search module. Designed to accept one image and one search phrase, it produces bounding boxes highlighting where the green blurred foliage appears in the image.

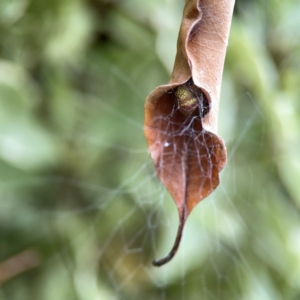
[0,0,299,299]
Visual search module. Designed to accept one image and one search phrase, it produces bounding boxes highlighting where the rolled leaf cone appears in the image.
[144,0,235,266]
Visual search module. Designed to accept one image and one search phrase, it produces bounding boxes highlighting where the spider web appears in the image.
[0,0,300,300]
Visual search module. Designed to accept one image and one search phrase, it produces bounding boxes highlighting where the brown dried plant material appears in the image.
[0,249,41,284]
[144,0,234,267]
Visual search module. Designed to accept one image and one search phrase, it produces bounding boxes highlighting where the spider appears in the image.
[174,78,210,118]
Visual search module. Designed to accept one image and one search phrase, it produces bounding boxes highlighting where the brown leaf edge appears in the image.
[144,0,235,267]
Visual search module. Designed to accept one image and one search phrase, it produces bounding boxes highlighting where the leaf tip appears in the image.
[152,212,185,267]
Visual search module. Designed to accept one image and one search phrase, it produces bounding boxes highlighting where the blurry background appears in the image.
[0,0,300,299]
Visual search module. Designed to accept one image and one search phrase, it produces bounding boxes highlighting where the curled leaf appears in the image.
[145,0,234,266]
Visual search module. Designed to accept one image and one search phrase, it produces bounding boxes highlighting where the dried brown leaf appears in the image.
[144,0,234,266]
